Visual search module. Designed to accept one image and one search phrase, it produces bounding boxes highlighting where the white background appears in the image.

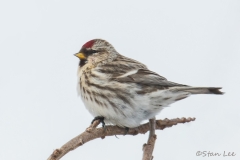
[0,0,239,160]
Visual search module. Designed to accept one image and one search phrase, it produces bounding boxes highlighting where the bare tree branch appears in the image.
[47,117,195,160]
[142,117,156,160]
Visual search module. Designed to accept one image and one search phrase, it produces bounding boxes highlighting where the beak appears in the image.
[74,52,86,60]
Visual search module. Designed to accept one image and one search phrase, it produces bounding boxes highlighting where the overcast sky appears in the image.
[0,0,240,160]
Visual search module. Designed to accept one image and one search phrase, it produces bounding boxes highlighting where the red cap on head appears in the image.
[82,40,95,48]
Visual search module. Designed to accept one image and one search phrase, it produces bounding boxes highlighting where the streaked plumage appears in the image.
[75,39,223,128]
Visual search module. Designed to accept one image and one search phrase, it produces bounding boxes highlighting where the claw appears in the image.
[91,116,105,128]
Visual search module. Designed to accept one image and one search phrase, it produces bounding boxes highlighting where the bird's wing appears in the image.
[100,54,187,88]
[113,68,187,87]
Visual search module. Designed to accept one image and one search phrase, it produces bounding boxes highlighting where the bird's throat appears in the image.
[79,60,87,67]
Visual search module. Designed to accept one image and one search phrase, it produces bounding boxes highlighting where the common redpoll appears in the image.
[74,39,223,128]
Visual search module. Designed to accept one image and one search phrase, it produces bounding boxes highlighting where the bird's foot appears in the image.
[91,116,105,128]
[123,127,129,136]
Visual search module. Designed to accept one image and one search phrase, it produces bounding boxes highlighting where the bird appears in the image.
[74,39,223,128]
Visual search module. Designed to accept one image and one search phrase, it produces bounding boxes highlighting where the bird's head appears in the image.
[74,39,117,66]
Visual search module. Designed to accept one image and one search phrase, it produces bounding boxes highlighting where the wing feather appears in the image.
[114,68,187,87]
[102,54,187,88]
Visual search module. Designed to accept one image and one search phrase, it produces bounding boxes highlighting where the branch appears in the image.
[142,117,156,160]
[47,117,195,160]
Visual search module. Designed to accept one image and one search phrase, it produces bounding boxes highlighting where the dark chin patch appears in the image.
[82,40,95,48]
[79,60,87,67]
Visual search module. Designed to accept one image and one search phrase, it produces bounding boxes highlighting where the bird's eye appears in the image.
[87,49,98,54]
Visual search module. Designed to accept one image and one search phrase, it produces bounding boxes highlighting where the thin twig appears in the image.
[148,117,156,139]
[47,117,195,160]
[142,117,156,160]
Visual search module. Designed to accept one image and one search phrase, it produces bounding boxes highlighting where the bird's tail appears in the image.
[169,87,224,95]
